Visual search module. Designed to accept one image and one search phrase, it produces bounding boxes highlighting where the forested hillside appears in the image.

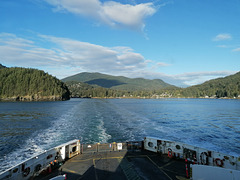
[0,64,6,69]
[64,71,240,99]
[0,67,70,101]
[63,73,179,98]
[181,72,240,98]
[1,64,238,100]
[62,72,176,91]
[66,80,179,98]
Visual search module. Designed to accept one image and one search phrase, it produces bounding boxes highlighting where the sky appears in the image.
[0,0,239,87]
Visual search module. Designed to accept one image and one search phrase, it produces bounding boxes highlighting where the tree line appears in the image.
[1,65,239,100]
[66,81,180,98]
[0,67,70,101]
[181,72,240,98]
[66,71,240,99]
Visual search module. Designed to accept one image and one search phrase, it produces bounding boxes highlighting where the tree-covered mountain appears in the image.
[180,71,240,98]
[0,64,7,69]
[2,64,238,100]
[63,72,179,98]
[62,72,176,91]
[65,80,179,98]
[0,67,70,101]
[63,71,240,99]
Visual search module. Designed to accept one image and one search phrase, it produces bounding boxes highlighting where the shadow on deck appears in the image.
[34,142,187,180]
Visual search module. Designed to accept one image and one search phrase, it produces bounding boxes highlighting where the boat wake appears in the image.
[1,98,240,173]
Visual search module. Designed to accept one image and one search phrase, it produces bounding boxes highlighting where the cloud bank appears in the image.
[44,0,157,31]
[0,33,151,77]
[0,33,236,87]
[213,33,232,41]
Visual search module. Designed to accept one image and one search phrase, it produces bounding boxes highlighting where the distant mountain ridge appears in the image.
[62,72,176,91]
[1,63,239,99]
[63,71,240,98]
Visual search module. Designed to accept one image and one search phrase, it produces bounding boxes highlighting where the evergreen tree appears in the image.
[0,67,70,101]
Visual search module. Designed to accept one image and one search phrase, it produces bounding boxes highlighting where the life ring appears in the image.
[23,167,30,177]
[215,158,224,167]
[168,148,173,158]
[200,152,209,165]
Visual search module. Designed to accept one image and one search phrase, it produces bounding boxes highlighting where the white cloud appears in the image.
[101,2,156,29]
[120,70,237,87]
[156,62,170,67]
[232,47,240,52]
[213,33,232,41]
[39,34,149,73]
[44,0,157,30]
[171,71,236,87]
[0,33,149,76]
[0,33,236,87]
[46,0,101,16]
[217,45,227,48]
[0,33,34,47]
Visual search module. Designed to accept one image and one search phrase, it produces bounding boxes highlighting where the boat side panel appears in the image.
[191,165,240,180]
[144,137,240,171]
[0,140,80,180]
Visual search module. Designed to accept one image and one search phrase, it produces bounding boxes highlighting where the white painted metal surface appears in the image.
[191,165,240,180]
[143,137,240,173]
[49,174,66,180]
[117,143,122,150]
[1,137,239,180]
[0,139,80,180]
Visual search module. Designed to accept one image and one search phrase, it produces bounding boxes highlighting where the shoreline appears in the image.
[1,96,239,102]
[70,96,240,100]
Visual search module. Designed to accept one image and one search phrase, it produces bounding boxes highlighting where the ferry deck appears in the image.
[34,141,187,180]
[1,137,239,180]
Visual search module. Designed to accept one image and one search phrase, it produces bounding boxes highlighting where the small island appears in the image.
[0,65,70,101]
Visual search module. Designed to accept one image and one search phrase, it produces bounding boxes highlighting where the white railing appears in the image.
[0,140,80,180]
[144,136,240,170]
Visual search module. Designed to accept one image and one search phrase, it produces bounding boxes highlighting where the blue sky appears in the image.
[0,0,239,87]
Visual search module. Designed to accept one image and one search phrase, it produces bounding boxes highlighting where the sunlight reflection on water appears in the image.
[0,98,240,172]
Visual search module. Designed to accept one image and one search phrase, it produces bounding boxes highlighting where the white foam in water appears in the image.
[96,118,112,143]
[1,99,240,172]
[0,137,45,172]
[0,106,77,172]
[103,101,149,141]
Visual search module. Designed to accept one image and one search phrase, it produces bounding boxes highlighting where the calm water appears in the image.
[0,98,240,172]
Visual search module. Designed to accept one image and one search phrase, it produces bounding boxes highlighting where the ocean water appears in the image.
[0,98,240,172]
